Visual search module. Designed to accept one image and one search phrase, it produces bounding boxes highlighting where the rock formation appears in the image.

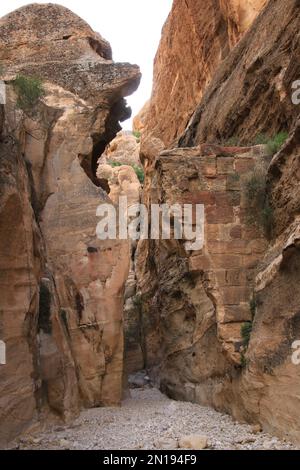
[97,150,143,374]
[180,0,300,147]
[100,131,141,167]
[142,0,267,152]
[0,3,140,445]
[1,0,300,448]
[136,0,300,444]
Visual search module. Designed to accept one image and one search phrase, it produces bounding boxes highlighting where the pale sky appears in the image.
[0,0,173,129]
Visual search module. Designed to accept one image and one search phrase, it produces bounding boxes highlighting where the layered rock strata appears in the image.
[142,0,267,151]
[0,3,140,444]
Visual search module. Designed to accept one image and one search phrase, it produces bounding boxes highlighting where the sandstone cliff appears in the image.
[136,0,300,443]
[180,0,300,146]
[142,0,267,151]
[0,4,140,444]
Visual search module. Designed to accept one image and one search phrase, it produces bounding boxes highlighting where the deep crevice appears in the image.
[78,98,132,193]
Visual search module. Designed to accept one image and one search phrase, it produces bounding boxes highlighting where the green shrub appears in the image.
[222,132,288,153]
[133,130,141,141]
[241,322,252,349]
[132,164,144,184]
[252,132,288,154]
[240,352,248,368]
[243,164,274,238]
[109,161,123,168]
[266,132,288,155]
[13,74,45,110]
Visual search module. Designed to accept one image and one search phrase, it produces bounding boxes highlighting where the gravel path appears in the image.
[15,388,297,450]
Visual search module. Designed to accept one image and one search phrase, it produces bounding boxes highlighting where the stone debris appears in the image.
[11,388,297,451]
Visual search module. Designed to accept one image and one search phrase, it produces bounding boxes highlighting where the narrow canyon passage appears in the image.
[11,386,296,450]
[1,0,300,451]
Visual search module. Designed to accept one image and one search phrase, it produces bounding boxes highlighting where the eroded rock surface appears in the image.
[97,153,143,374]
[0,3,140,445]
[180,0,300,147]
[142,0,267,151]
[99,131,141,167]
[135,0,300,444]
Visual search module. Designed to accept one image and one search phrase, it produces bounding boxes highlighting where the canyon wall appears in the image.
[142,0,267,151]
[0,4,140,444]
[137,0,300,443]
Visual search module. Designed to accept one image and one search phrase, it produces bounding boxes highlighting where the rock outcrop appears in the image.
[142,0,267,151]
[0,3,140,444]
[136,0,300,444]
[100,131,141,167]
[180,0,300,147]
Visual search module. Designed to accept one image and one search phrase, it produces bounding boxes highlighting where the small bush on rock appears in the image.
[243,164,274,239]
[13,74,45,110]
[241,322,253,349]
[132,164,144,184]
[133,130,141,142]
[253,132,288,154]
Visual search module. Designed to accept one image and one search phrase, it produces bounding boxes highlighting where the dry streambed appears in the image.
[10,388,297,451]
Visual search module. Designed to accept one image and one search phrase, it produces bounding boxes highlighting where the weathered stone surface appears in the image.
[136,0,300,444]
[133,101,149,135]
[100,131,141,167]
[0,3,140,444]
[97,157,143,375]
[180,0,300,147]
[143,145,267,373]
[0,126,43,444]
[238,121,300,442]
[142,0,266,151]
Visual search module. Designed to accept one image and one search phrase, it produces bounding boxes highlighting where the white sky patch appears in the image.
[0,0,173,129]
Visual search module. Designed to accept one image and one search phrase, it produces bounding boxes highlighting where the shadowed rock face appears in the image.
[135,0,300,444]
[0,4,140,444]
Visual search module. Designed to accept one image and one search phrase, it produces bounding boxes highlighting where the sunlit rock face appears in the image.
[180,0,299,147]
[0,3,140,444]
[100,131,141,167]
[141,0,267,153]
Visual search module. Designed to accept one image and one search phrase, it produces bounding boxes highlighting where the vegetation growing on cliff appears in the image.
[240,321,253,368]
[133,130,141,142]
[243,164,274,239]
[241,322,253,349]
[222,132,288,155]
[254,132,288,155]
[13,74,45,110]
